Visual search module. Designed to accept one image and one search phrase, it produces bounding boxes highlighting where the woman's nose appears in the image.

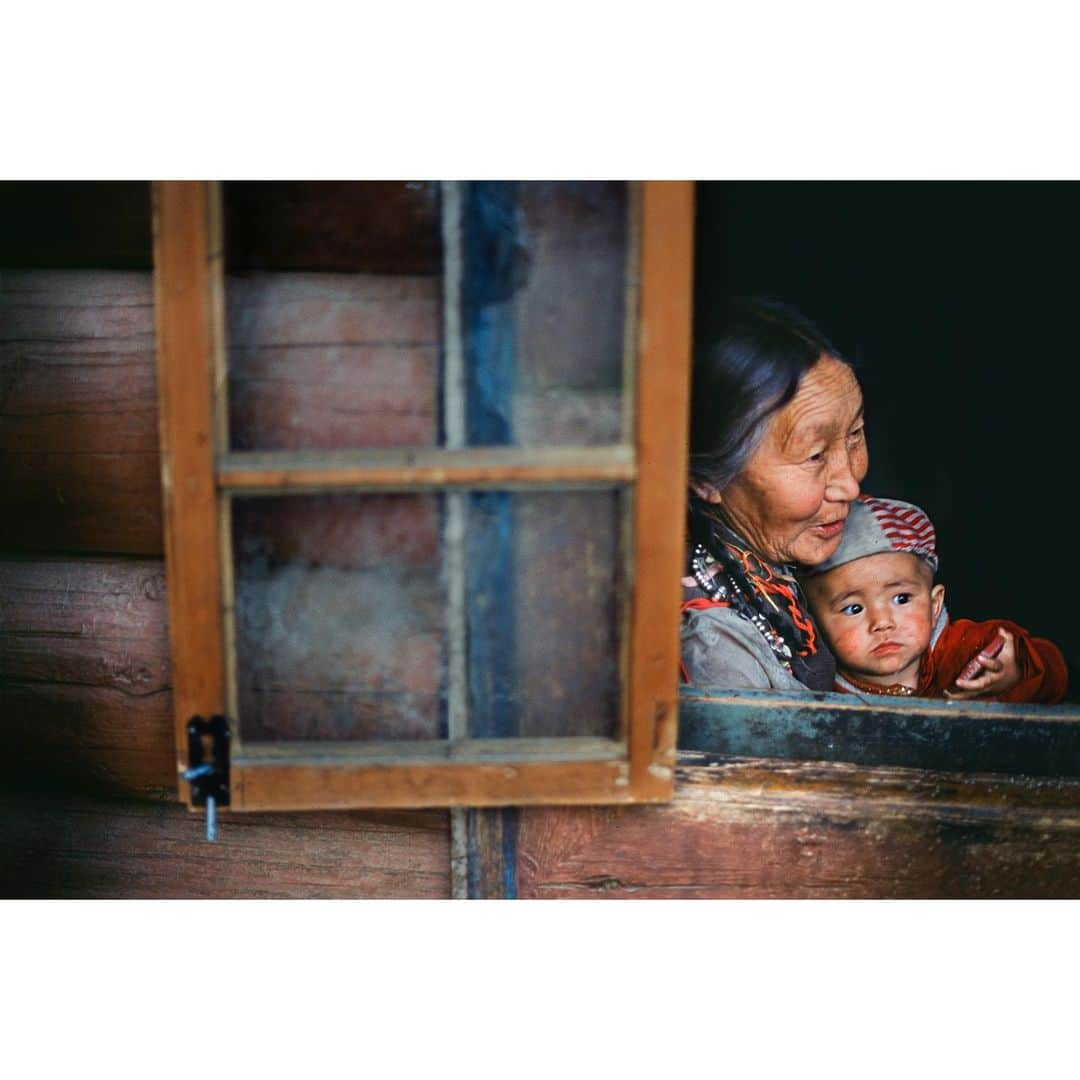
[826,449,861,502]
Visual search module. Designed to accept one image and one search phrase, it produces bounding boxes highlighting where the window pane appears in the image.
[464,488,625,739]
[461,181,629,448]
[230,492,447,742]
[228,488,626,745]
[221,181,630,454]
[223,181,443,452]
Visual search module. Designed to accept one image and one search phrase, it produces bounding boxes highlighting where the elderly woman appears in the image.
[682,297,868,691]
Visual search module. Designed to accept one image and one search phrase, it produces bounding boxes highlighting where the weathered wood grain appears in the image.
[466,807,518,898]
[680,687,1080,779]
[0,791,450,898]
[153,181,228,796]
[517,756,1080,898]
[0,556,175,797]
[0,269,162,554]
[217,445,637,490]
[626,181,694,799]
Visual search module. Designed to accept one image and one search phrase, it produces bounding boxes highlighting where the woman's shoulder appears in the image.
[681,603,805,691]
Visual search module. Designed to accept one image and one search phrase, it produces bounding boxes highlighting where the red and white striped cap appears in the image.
[806,494,939,576]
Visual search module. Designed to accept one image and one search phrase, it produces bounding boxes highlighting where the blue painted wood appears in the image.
[463,181,523,448]
[465,801,518,900]
[678,687,1080,778]
[462,181,522,740]
[461,182,526,897]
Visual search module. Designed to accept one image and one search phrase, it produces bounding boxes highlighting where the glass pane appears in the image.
[231,493,447,742]
[229,488,626,744]
[223,181,443,452]
[461,181,629,448]
[221,181,630,453]
[464,489,624,739]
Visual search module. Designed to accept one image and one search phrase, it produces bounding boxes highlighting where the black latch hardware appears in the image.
[183,715,230,841]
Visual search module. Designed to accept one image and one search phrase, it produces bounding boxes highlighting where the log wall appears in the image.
[0,252,451,897]
[517,755,1080,898]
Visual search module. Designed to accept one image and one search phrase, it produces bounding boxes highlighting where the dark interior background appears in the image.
[695,181,1079,691]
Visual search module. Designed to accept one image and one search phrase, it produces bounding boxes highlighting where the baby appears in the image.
[801,495,1068,703]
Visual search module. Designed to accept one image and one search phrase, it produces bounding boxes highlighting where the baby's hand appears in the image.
[945,629,1021,700]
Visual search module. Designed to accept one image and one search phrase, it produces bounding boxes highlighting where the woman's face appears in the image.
[709,355,868,566]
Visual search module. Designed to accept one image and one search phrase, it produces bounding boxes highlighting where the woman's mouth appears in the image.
[812,520,846,539]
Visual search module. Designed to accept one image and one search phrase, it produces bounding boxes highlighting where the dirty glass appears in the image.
[230,492,448,742]
[229,488,625,744]
[223,181,443,453]
[222,181,630,453]
[463,488,625,739]
[460,182,629,448]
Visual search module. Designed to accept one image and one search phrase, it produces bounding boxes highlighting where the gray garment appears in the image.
[681,604,807,691]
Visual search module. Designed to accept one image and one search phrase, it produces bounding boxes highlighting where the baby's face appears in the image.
[805,551,945,688]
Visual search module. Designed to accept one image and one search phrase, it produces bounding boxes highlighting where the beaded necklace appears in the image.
[834,670,916,697]
[689,541,796,669]
[685,500,835,689]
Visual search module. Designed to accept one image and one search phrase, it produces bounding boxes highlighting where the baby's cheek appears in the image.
[828,624,867,666]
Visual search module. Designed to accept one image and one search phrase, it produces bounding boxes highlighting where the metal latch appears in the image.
[182,715,230,842]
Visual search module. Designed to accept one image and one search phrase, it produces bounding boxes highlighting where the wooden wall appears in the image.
[517,755,1080,898]
[0,184,451,896]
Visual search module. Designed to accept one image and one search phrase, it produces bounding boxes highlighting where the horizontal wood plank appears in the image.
[232,757,670,811]
[217,445,636,490]
[680,687,1080,778]
[0,556,175,797]
[517,755,1080,898]
[0,791,450,898]
[0,270,162,554]
[234,736,623,764]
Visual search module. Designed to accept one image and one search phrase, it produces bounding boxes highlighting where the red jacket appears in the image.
[916,617,1068,704]
[835,616,1068,703]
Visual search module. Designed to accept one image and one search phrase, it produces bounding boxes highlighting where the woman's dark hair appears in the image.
[689,296,849,494]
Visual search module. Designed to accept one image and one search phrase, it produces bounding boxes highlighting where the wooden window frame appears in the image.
[153,180,693,811]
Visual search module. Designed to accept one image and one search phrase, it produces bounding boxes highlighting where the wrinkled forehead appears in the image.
[772,357,863,448]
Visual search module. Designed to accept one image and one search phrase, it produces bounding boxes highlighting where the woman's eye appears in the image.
[840,603,863,616]
[847,425,865,443]
[892,593,912,605]
[806,450,826,464]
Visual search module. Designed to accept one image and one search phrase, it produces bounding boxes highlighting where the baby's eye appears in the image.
[840,603,863,616]
[892,592,912,605]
